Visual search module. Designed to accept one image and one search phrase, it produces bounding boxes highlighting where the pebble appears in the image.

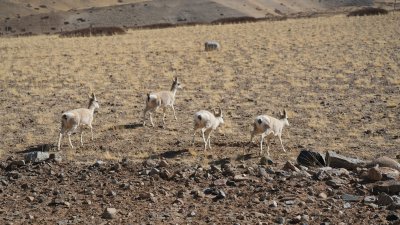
[102,208,117,219]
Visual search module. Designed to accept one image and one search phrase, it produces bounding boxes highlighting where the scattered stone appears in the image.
[204,40,220,51]
[210,165,222,173]
[276,217,285,224]
[138,192,154,200]
[26,196,35,202]
[342,194,362,202]
[158,160,169,168]
[159,169,171,180]
[269,200,278,208]
[9,160,26,167]
[368,156,400,171]
[143,159,157,168]
[302,214,310,222]
[343,202,351,209]
[192,190,205,199]
[380,167,400,180]
[233,175,251,182]
[285,200,295,205]
[94,160,104,167]
[373,180,400,194]
[297,149,326,167]
[215,190,226,200]
[83,199,92,205]
[226,180,237,187]
[24,151,50,163]
[364,196,376,203]
[376,193,394,206]
[283,161,300,172]
[326,178,346,189]
[49,153,62,163]
[318,192,328,199]
[149,168,160,176]
[213,179,227,186]
[368,166,383,181]
[102,208,117,219]
[260,156,273,165]
[258,167,268,178]
[188,211,196,217]
[388,195,400,210]
[290,215,302,223]
[108,190,117,197]
[325,151,367,170]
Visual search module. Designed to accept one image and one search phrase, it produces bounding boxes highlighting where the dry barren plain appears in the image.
[0,12,400,224]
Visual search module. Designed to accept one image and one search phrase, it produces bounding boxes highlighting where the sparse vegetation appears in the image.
[347,7,388,16]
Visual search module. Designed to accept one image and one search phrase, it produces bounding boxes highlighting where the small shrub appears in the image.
[347,7,388,17]
[59,26,126,37]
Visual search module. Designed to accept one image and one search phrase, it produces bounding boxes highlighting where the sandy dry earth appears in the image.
[0,13,399,224]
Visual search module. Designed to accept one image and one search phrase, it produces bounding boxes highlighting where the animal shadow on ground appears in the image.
[213,141,247,148]
[17,143,54,154]
[152,149,190,159]
[236,153,255,161]
[109,123,143,130]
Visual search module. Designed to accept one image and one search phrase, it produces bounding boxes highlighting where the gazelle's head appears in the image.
[279,109,289,126]
[171,77,183,91]
[88,93,100,110]
[214,107,224,125]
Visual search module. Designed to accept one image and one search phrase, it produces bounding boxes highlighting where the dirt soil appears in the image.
[0,12,399,224]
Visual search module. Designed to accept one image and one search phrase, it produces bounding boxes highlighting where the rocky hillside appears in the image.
[1,0,395,36]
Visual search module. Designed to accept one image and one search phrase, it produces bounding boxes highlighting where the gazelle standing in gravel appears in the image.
[143,77,182,128]
[192,107,224,151]
[57,93,100,150]
[249,109,289,156]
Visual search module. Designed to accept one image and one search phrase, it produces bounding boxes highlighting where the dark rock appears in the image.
[373,180,400,194]
[215,190,226,200]
[376,193,394,206]
[102,208,117,219]
[149,168,160,176]
[388,195,400,210]
[159,169,171,180]
[210,165,222,173]
[226,180,237,187]
[24,151,50,163]
[326,178,346,189]
[260,156,273,165]
[297,150,326,167]
[325,151,367,170]
[342,194,362,202]
[386,213,399,222]
[94,160,104,167]
[204,188,219,195]
[276,217,285,224]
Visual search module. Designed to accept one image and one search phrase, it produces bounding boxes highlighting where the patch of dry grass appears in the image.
[0,13,399,163]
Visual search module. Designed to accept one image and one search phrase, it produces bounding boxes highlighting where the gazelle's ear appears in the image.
[283,109,287,118]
